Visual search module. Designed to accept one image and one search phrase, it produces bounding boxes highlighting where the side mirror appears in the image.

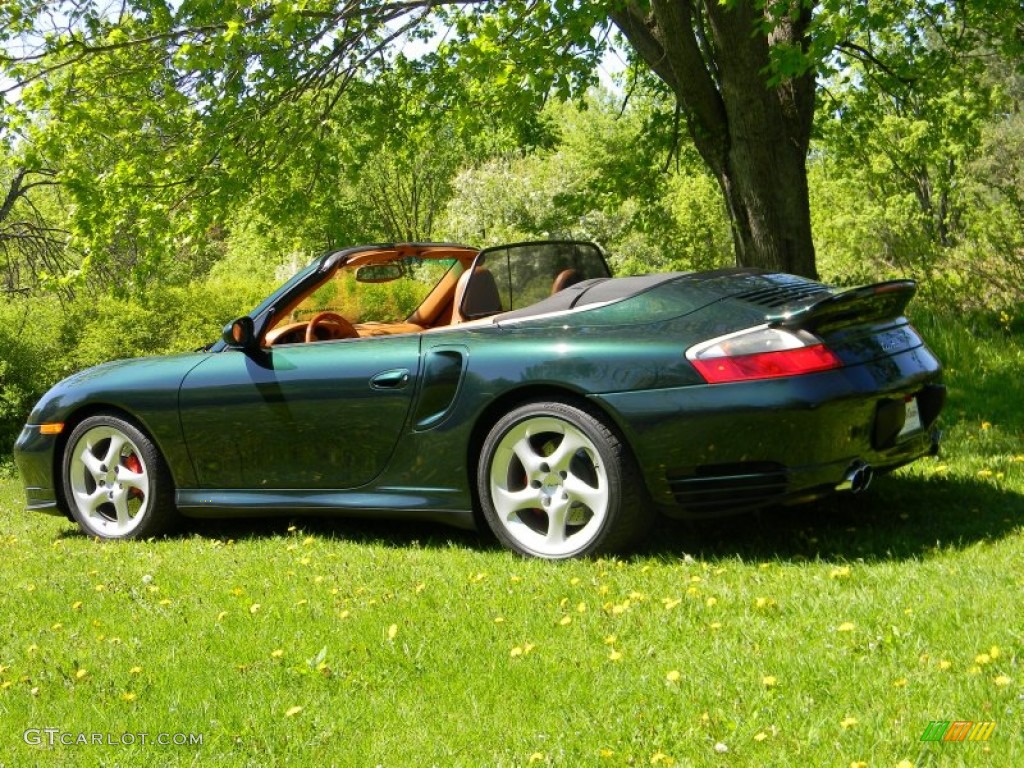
[223,316,257,351]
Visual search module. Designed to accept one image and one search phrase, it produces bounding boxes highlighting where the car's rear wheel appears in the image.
[477,401,652,559]
[62,415,178,539]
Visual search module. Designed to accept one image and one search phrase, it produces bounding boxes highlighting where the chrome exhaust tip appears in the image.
[837,461,874,494]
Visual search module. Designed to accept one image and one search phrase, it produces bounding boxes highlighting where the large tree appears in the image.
[1,1,1020,279]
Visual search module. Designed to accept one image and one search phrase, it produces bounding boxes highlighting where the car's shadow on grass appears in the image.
[51,473,1020,564]
[644,473,1023,564]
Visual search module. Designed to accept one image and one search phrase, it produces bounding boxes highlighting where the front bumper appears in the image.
[13,425,62,515]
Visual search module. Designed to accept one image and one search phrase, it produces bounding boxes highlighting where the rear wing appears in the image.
[769,280,917,333]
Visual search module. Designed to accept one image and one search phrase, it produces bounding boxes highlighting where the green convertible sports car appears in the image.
[14,240,945,559]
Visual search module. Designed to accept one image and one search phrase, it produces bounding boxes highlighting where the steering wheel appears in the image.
[304,311,359,343]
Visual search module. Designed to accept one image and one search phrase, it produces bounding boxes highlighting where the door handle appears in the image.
[370,368,411,390]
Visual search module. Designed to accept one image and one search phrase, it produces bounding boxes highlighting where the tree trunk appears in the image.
[611,0,818,278]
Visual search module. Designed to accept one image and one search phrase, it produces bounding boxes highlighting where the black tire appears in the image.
[476,400,653,559]
[61,414,179,539]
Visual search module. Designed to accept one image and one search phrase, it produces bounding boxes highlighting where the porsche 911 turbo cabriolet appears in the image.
[14,240,945,559]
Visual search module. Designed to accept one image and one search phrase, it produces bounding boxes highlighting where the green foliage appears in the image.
[440,93,732,274]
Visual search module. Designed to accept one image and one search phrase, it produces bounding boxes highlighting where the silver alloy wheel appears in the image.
[488,415,610,558]
[67,425,151,536]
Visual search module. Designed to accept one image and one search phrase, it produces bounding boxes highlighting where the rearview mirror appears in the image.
[355,264,404,283]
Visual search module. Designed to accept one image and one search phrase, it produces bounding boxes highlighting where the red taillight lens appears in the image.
[687,326,843,384]
[691,344,842,383]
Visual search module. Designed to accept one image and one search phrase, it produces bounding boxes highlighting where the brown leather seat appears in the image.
[551,268,582,295]
[451,267,504,323]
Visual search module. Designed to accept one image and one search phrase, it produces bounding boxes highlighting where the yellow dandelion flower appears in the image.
[837,622,856,632]
[159,598,172,606]
[71,601,83,611]
[120,692,137,702]
[51,623,62,631]
[666,670,681,683]
[705,597,718,607]
[387,624,398,640]
[994,675,1012,686]
[302,536,315,545]
[271,649,284,658]
[975,653,992,665]
[608,649,623,662]
[830,566,851,578]
[686,586,699,596]
[528,753,545,764]
[662,597,682,609]
[129,666,142,674]
[893,677,908,687]
[604,634,617,645]
[989,645,1000,659]
[977,469,993,478]
[230,587,244,596]
[298,557,310,566]
[338,610,350,619]
[284,706,303,717]
[690,575,702,583]
[754,597,777,609]
[94,584,105,592]
[709,621,722,629]
[762,675,777,688]
[650,751,675,765]
[510,575,522,583]
[249,603,261,614]
[981,421,992,430]
[896,761,914,768]
[598,584,610,595]
[75,669,88,680]
[558,615,572,626]
[523,642,535,655]
[840,717,858,729]
[938,659,951,670]
[493,616,505,624]
[850,762,868,768]
[415,582,426,593]
[599,748,615,758]
[753,732,768,742]
[510,646,524,658]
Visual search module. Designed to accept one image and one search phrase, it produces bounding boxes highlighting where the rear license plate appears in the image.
[898,396,922,437]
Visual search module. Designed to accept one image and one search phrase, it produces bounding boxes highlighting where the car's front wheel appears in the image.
[477,401,652,559]
[62,414,178,539]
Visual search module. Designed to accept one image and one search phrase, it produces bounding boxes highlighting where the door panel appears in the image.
[179,336,420,489]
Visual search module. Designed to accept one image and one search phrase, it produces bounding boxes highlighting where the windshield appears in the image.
[288,256,460,325]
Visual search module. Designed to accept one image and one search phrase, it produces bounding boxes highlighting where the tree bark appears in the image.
[611,0,818,278]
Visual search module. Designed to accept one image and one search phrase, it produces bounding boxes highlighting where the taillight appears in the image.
[687,326,842,384]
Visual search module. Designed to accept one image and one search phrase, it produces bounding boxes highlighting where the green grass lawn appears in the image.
[1,313,1021,767]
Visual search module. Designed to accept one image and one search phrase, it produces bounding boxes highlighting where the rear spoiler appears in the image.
[769,280,917,333]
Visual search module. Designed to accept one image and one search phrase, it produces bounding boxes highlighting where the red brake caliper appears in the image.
[123,454,144,499]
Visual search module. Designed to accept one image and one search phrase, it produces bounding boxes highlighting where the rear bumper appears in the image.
[593,345,944,518]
